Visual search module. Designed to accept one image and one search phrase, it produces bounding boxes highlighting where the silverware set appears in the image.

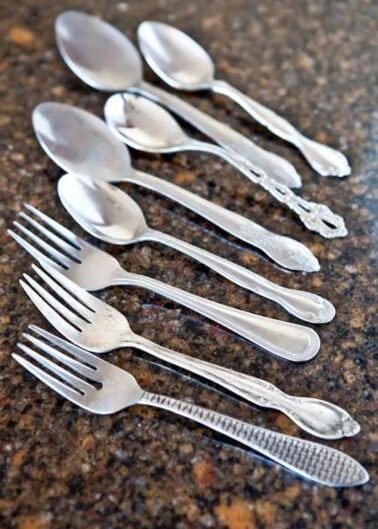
[9,10,369,487]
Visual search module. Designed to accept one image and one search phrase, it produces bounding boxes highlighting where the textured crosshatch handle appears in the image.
[139,391,368,487]
[212,80,351,177]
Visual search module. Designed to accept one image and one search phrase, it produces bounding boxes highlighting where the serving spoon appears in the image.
[105,93,347,239]
[57,172,334,325]
[55,10,301,188]
[32,102,319,273]
[138,21,351,178]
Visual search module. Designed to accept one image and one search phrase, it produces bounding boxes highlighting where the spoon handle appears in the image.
[139,390,368,487]
[128,334,358,439]
[129,169,319,272]
[212,80,351,177]
[116,257,334,325]
[189,140,347,239]
[135,81,301,188]
[135,233,322,360]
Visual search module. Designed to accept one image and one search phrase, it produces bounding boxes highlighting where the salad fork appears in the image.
[17,262,359,439]
[9,205,335,325]
[13,326,369,487]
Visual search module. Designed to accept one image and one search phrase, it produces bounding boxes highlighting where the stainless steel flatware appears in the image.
[10,203,334,326]
[104,93,347,238]
[55,10,301,188]
[32,102,319,272]
[8,262,352,439]
[138,21,351,178]
[14,326,368,486]
[57,172,335,326]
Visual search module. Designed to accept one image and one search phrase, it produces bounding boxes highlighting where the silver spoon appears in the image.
[138,21,351,178]
[57,172,321,362]
[55,10,301,188]
[104,93,347,239]
[32,101,319,273]
[56,171,334,325]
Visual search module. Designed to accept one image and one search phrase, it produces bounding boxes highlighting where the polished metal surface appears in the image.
[8,255,351,436]
[57,173,334,330]
[55,10,301,188]
[104,94,347,239]
[9,203,335,325]
[138,21,351,177]
[14,326,368,487]
[32,102,319,272]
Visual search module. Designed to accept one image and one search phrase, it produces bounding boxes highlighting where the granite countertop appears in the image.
[0,0,376,527]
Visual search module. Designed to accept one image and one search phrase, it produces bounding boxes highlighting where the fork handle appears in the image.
[129,334,358,439]
[115,269,320,361]
[137,229,334,324]
[138,391,368,487]
[211,80,351,177]
[127,169,319,273]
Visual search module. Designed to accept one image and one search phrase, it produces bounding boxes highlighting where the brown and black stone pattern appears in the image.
[0,0,376,528]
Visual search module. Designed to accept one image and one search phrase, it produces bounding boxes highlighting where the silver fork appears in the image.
[14,326,368,488]
[8,204,336,325]
[18,261,359,440]
[9,207,322,362]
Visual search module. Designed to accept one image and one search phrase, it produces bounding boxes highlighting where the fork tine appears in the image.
[22,331,102,382]
[17,343,96,394]
[12,352,85,406]
[8,229,63,271]
[20,278,81,341]
[19,212,82,261]
[30,265,94,321]
[12,222,72,268]
[17,342,95,394]
[24,204,82,249]
[22,273,88,329]
[35,261,98,311]
[28,325,103,370]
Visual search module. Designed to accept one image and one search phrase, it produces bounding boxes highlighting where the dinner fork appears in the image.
[18,262,359,439]
[8,204,336,326]
[14,326,369,487]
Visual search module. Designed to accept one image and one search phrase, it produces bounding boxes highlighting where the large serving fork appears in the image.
[14,326,368,487]
[9,205,335,327]
[17,262,359,439]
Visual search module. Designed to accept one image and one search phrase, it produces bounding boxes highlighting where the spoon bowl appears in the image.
[56,10,142,91]
[104,93,188,153]
[58,173,148,244]
[138,21,214,90]
[32,102,130,182]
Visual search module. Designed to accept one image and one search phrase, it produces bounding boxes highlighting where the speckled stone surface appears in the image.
[0,0,377,527]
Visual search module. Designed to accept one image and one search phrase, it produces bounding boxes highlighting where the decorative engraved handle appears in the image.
[127,169,319,272]
[135,81,301,188]
[118,267,320,361]
[115,260,334,324]
[129,334,358,439]
[188,140,347,239]
[212,80,351,177]
[139,391,368,487]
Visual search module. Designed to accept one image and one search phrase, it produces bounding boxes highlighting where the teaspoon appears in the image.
[138,21,351,178]
[55,10,301,188]
[57,172,322,362]
[104,93,347,239]
[56,172,334,325]
[32,102,319,273]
